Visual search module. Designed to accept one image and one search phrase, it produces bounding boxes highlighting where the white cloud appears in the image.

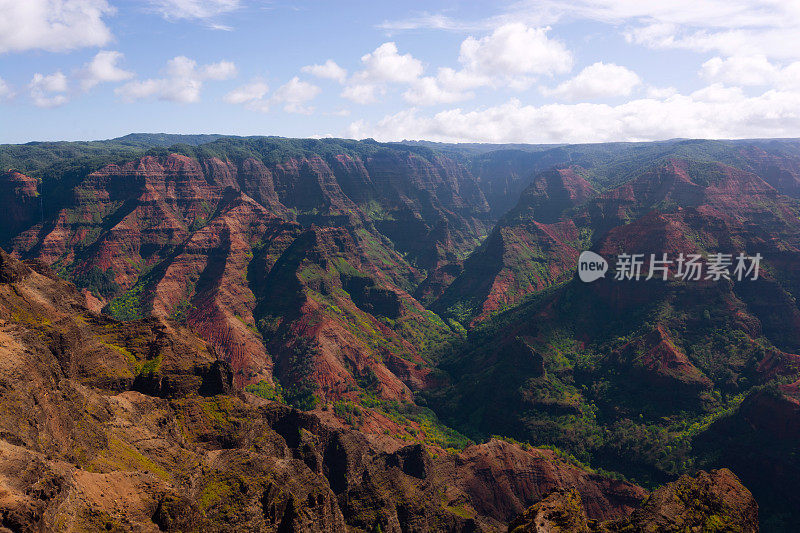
[116,56,236,103]
[435,67,490,92]
[272,76,321,114]
[341,83,384,104]
[340,43,425,105]
[700,55,777,86]
[342,24,572,106]
[378,12,486,32]
[543,62,640,101]
[347,87,800,143]
[149,0,241,29]
[689,83,745,103]
[699,55,800,91]
[200,60,237,80]
[412,23,574,99]
[29,71,69,108]
[458,23,572,83]
[623,24,800,61]
[0,0,114,54]
[524,1,791,29]
[646,85,678,99]
[117,78,197,103]
[225,76,321,114]
[356,42,424,84]
[77,50,134,91]
[163,55,196,79]
[224,80,269,106]
[0,78,14,100]
[780,63,800,90]
[403,77,473,106]
[535,0,800,60]
[414,23,574,97]
[302,60,347,84]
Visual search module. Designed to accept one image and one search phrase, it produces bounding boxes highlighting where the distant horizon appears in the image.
[5,132,800,147]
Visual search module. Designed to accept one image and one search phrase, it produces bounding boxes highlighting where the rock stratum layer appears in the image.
[6,141,492,402]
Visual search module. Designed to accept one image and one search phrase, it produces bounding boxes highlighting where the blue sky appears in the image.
[1,1,800,144]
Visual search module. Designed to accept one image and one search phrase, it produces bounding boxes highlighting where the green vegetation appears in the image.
[280,338,320,411]
[245,380,284,402]
[424,267,800,490]
[73,266,119,298]
[333,400,363,427]
[105,283,147,321]
[359,395,473,450]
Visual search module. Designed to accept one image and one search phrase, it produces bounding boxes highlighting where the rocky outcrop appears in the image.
[507,489,591,532]
[507,469,757,532]
[252,224,452,402]
[612,325,713,409]
[514,167,595,224]
[0,248,30,283]
[0,171,39,246]
[622,468,758,532]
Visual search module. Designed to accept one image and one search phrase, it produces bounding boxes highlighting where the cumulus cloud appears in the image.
[0,0,114,54]
[700,55,778,86]
[200,60,237,80]
[356,42,424,84]
[341,83,384,105]
[340,42,424,104]
[689,83,745,103]
[116,56,236,103]
[225,76,320,114]
[29,71,69,108]
[543,62,641,101]
[417,23,573,99]
[435,67,489,92]
[458,23,572,85]
[272,76,321,114]
[646,85,678,99]
[301,60,347,84]
[224,79,269,108]
[700,55,800,91]
[342,24,572,105]
[780,63,800,90]
[77,51,134,91]
[346,87,800,143]
[148,0,241,29]
[403,77,473,106]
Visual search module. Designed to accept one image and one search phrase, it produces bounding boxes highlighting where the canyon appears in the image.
[1,134,799,531]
